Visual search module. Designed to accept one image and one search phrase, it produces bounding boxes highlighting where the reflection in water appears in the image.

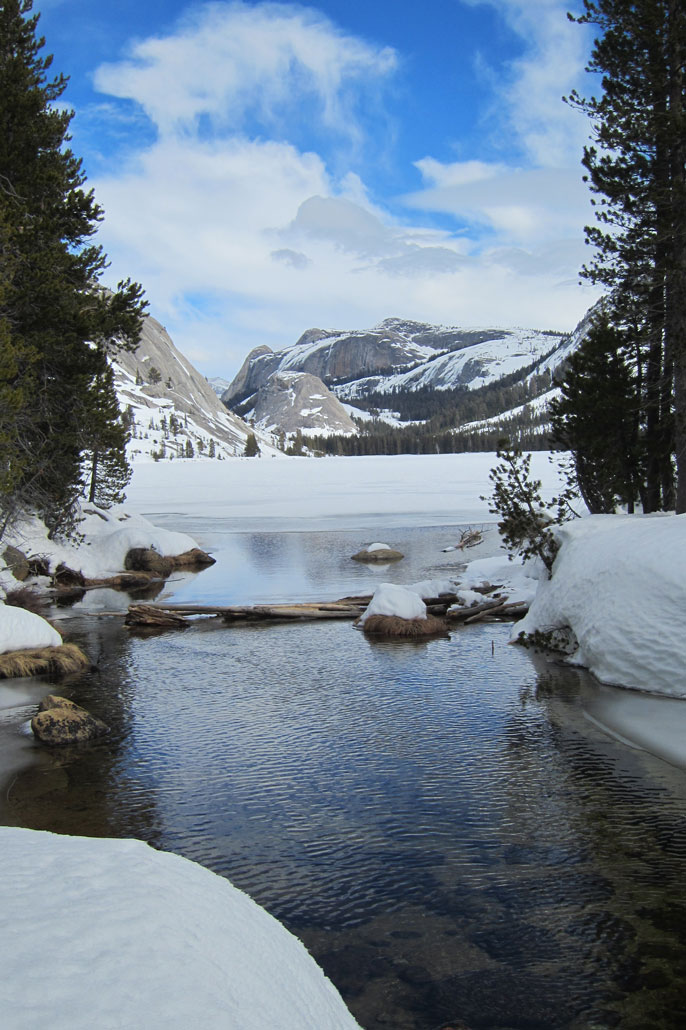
[1,526,686,1029]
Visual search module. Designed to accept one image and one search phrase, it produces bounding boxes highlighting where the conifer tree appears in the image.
[550,320,641,512]
[83,364,132,508]
[0,0,146,537]
[244,432,260,457]
[566,0,686,511]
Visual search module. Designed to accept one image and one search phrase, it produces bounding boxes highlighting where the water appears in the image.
[2,523,686,1029]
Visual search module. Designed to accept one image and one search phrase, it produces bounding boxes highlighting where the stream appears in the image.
[2,521,686,1030]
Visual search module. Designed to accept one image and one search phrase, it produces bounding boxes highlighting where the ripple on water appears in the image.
[4,601,686,1029]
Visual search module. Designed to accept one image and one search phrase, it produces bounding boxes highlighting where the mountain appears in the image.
[109,314,279,461]
[223,317,571,439]
[224,319,568,408]
[249,372,358,437]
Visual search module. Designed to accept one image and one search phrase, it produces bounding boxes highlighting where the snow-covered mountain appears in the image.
[223,317,571,436]
[109,314,279,462]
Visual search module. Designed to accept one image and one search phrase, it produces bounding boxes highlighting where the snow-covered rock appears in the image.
[514,514,686,697]
[109,312,281,462]
[0,827,360,1030]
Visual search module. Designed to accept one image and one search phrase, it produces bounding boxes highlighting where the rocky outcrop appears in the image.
[124,546,215,577]
[125,548,175,578]
[251,372,358,436]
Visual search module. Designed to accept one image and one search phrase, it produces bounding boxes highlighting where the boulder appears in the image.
[37,694,80,713]
[124,548,174,578]
[169,548,216,569]
[31,699,109,745]
[351,545,404,563]
[3,545,30,582]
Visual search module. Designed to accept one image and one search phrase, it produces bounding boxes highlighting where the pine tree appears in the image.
[567,0,686,510]
[83,363,132,508]
[551,319,642,513]
[244,432,260,457]
[0,0,146,538]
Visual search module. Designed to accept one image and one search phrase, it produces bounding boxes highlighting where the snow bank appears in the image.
[0,602,61,655]
[4,505,199,583]
[515,515,686,697]
[360,582,427,623]
[0,827,360,1030]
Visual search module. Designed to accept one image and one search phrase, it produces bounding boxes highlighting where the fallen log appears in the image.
[446,599,529,623]
[125,597,367,629]
[124,593,528,633]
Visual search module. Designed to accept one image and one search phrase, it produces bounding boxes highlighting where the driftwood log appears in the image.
[125,592,529,632]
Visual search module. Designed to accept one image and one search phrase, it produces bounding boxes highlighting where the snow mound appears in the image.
[0,827,360,1030]
[0,602,61,655]
[360,582,427,623]
[4,505,199,583]
[514,514,686,697]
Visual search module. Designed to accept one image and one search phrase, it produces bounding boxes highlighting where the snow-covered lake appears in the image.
[3,455,686,1028]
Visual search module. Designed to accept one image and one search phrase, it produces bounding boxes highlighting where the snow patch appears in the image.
[0,827,360,1030]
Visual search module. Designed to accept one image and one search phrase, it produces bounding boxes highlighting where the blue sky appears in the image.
[36,0,600,378]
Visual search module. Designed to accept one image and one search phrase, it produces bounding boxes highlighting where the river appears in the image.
[2,519,686,1030]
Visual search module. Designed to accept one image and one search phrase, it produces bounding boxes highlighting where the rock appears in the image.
[31,701,110,745]
[124,548,174,578]
[3,545,30,582]
[37,694,80,713]
[169,548,216,569]
[351,546,404,563]
[250,371,358,437]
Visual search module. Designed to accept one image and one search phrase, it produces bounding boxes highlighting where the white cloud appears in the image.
[407,158,592,245]
[461,0,593,165]
[88,0,598,378]
[94,1,397,146]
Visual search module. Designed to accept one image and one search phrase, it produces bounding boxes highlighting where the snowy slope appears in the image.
[110,314,281,462]
[335,327,562,399]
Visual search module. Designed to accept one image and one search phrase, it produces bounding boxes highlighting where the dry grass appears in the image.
[361,614,448,639]
[4,586,50,616]
[0,643,90,680]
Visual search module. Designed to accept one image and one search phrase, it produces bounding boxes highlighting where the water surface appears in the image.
[2,524,686,1030]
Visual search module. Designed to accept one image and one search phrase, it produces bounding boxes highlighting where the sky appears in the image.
[35,0,601,379]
